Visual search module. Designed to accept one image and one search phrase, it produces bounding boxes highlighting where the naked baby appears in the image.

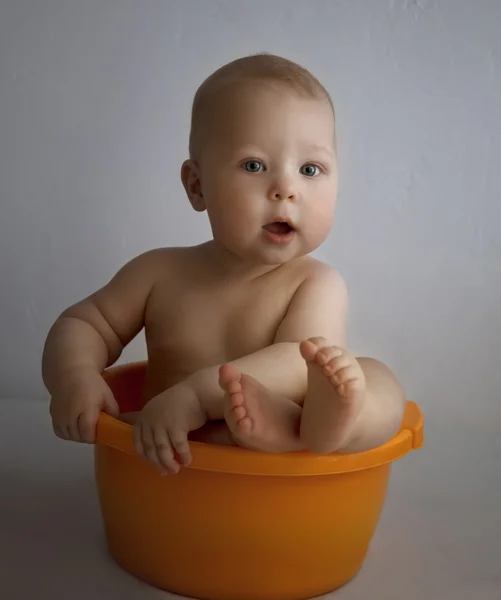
[42,53,406,475]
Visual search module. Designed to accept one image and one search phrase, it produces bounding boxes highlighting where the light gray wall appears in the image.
[1,0,500,437]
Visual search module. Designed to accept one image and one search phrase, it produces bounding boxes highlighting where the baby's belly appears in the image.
[141,353,194,401]
[141,343,238,402]
[141,303,284,401]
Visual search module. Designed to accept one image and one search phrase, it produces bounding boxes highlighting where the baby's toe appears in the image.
[316,345,344,367]
[345,378,364,393]
[299,339,320,362]
[229,391,245,408]
[233,405,247,420]
[301,337,331,358]
[237,416,253,434]
[321,350,352,375]
[332,365,358,385]
[218,364,242,391]
[337,377,364,400]
[307,336,329,347]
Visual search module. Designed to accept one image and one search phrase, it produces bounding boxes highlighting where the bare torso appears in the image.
[141,244,318,400]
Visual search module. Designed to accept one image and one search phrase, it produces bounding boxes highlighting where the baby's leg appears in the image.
[348,357,406,451]
[188,421,235,446]
[299,338,406,454]
[120,343,405,456]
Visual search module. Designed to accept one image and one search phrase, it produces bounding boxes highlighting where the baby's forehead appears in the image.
[211,77,331,111]
[202,82,335,142]
[190,76,336,160]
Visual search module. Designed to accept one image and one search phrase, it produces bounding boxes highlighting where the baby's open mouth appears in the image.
[263,221,295,235]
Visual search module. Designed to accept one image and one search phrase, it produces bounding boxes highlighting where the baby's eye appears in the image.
[300,164,320,177]
[243,160,264,173]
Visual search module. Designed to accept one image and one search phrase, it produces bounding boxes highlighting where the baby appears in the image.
[42,53,406,475]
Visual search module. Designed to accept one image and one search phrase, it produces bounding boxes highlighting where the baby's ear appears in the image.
[181,160,206,212]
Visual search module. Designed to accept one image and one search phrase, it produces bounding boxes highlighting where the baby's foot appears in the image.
[219,364,303,453]
[299,337,366,454]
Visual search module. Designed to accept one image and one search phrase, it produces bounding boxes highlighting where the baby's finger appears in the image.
[153,427,179,474]
[169,430,191,466]
[53,425,67,440]
[67,417,82,442]
[61,424,72,440]
[102,389,120,418]
[132,422,144,457]
[78,411,97,444]
[141,424,167,473]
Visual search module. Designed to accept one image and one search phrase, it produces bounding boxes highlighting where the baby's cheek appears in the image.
[310,201,336,239]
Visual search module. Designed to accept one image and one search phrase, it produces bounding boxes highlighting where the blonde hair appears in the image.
[188,53,335,160]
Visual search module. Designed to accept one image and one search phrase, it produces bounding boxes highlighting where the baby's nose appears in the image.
[273,190,296,200]
[270,179,297,201]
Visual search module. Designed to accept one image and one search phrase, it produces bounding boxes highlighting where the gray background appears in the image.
[1,1,500,599]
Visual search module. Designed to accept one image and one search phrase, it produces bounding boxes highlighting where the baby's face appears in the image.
[196,83,337,265]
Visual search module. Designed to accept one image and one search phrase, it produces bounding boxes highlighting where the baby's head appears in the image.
[182,53,338,266]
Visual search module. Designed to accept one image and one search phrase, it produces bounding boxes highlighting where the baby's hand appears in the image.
[49,367,120,443]
[133,382,208,474]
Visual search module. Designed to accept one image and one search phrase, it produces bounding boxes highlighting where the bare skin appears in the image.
[42,74,406,475]
[218,337,367,454]
[217,336,406,456]
[219,362,303,453]
[299,338,367,453]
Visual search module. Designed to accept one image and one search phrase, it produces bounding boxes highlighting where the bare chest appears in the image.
[144,279,296,389]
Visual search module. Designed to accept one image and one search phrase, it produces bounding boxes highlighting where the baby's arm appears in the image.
[42,250,164,442]
[186,266,348,418]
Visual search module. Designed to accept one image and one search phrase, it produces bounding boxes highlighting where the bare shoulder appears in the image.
[292,256,348,297]
[125,246,183,271]
[274,257,348,346]
[87,247,186,337]
[115,245,195,283]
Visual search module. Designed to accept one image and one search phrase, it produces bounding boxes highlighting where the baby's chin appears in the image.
[251,244,312,267]
[213,231,315,268]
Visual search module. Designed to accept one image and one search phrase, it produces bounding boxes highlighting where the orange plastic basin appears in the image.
[94,362,424,600]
